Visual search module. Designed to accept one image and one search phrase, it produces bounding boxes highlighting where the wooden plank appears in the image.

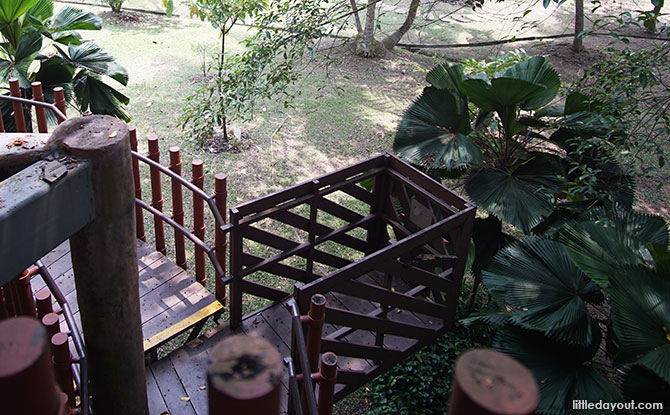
[339,182,374,205]
[140,270,208,324]
[297,209,472,298]
[146,365,170,415]
[335,279,450,319]
[271,209,368,253]
[138,255,185,297]
[388,154,469,210]
[151,357,197,415]
[170,342,211,415]
[40,241,70,268]
[240,280,289,302]
[325,307,437,339]
[377,260,454,292]
[143,301,223,352]
[321,339,404,361]
[242,252,317,283]
[141,290,219,343]
[242,226,351,271]
[318,197,366,226]
[240,313,290,357]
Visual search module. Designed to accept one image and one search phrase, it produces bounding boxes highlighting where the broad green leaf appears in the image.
[48,6,101,31]
[465,156,564,234]
[13,29,42,87]
[459,77,545,111]
[610,265,670,382]
[555,205,668,289]
[50,30,82,45]
[33,55,74,86]
[0,0,40,24]
[394,87,476,171]
[64,41,128,85]
[484,237,603,345]
[26,0,53,23]
[502,56,560,109]
[471,216,514,276]
[495,326,621,415]
[73,72,130,121]
[425,63,465,95]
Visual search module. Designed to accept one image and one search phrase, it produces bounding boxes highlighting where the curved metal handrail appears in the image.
[0,94,67,123]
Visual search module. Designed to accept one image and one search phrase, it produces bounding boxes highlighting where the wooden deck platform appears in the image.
[32,239,223,355]
[143,271,445,415]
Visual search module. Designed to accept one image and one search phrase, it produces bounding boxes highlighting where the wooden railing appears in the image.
[129,131,228,302]
[1,78,67,132]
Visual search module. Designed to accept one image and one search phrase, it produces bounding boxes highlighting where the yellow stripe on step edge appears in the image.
[143,301,224,351]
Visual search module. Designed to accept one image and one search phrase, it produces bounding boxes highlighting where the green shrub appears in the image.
[368,323,494,415]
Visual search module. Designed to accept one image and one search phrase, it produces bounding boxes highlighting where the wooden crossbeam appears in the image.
[324,307,437,339]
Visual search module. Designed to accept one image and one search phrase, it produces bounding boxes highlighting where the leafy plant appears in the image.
[474,205,670,414]
[181,0,346,145]
[0,0,130,124]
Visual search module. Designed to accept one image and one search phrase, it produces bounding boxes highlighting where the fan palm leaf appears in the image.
[483,236,603,345]
[610,265,670,382]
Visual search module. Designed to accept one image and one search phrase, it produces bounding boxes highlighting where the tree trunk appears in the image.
[646,0,663,33]
[382,0,421,49]
[572,0,584,52]
[361,0,377,56]
[350,0,363,35]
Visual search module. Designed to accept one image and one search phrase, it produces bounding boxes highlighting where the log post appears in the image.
[208,334,283,414]
[53,87,66,122]
[35,289,54,319]
[317,352,338,415]
[0,317,67,415]
[9,78,26,133]
[214,173,227,303]
[31,82,48,133]
[192,159,206,286]
[59,116,148,415]
[51,332,75,406]
[303,294,326,372]
[447,349,539,415]
[169,147,187,269]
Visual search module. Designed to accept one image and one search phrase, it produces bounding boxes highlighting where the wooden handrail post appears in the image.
[60,116,148,415]
[17,271,37,318]
[148,136,166,254]
[317,352,338,415]
[192,159,206,285]
[303,294,326,372]
[169,147,187,269]
[0,317,68,415]
[214,173,227,303]
[129,127,146,241]
[35,289,53,321]
[208,334,282,414]
[9,78,26,133]
[41,312,60,341]
[447,349,539,415]
[229,208,242,329]
[51,332,75,407]
[53,87,66,122]
[31,82,48,133]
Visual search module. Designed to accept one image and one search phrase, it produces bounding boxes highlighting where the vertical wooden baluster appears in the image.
[53,87,66,123]
[229,208,242,329]
[17,270,37,318]
[214,173,227,303]
[306,180,320,282]
[42,312,61,342]
[192,159,206,286]
[148,136,166,254]
[5,280,19,316]
[317,352,338,415]
[0,106,5,132]
[35,289,54,320]
[9,78,26,132]
[169,147,186,269]
[51,332,75,407]
[31,82,48,133]
[129,127,146,241]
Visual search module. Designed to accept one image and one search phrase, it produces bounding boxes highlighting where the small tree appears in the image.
[187,0,266,141]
